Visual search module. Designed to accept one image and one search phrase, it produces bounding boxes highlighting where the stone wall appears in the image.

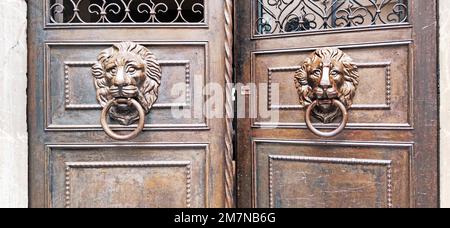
[0,0,28,208]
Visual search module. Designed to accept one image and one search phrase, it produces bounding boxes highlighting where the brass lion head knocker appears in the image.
[92,42,162,140]
[295,48,359,137]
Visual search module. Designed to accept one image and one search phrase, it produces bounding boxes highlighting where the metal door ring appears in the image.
[100,98,145,141]
[305,100,349,137]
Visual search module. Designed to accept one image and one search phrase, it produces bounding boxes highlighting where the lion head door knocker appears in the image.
[92,42,162,140]
[294,48,359,137]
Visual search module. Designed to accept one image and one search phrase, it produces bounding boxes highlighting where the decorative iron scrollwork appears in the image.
[294,48,359,137]
[92,42,162,140]
[256,0,409,35]
[49,0,205,24]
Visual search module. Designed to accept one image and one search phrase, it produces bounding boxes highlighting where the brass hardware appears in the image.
[92,42,162,140]
[294,47,359,137]
[305,100,349,137]
[101,98,145,140]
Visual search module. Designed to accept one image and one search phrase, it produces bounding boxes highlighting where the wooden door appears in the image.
[236,0,438,208]
[28,0,234,208]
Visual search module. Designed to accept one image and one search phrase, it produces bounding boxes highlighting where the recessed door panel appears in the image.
[47,144,208,208]
[45,42,207,130]
[252,43,412,129]
[254,140,411,208]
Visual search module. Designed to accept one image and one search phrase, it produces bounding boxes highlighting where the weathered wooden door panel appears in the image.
[252,43,412,128]
[48,144,208,208]
[45,42,207,129]
[28,0,230,208]
[254,140,411,208]
[236,0,438,208]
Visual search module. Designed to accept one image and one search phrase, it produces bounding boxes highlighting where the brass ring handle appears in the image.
[305,100,349,137]
[100,98,145,141]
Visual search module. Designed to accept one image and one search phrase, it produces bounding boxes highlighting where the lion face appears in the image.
[92,42,162,125]
[294,48,359,123]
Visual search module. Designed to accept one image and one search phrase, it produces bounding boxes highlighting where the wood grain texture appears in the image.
[236,0,438,208]
[28,0,230,208]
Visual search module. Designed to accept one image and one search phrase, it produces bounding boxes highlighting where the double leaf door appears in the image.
[28,0,438,208]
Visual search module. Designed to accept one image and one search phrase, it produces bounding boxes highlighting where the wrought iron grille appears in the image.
[255,0,409,35]
[48,0,205,25]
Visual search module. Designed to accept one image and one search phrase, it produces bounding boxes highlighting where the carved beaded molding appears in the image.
[268,62,392,110]
[64,161,193,208]
[268,155,393,208]
[46,0,206,27]
[64,60,191,110]
[255,0,409,36]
